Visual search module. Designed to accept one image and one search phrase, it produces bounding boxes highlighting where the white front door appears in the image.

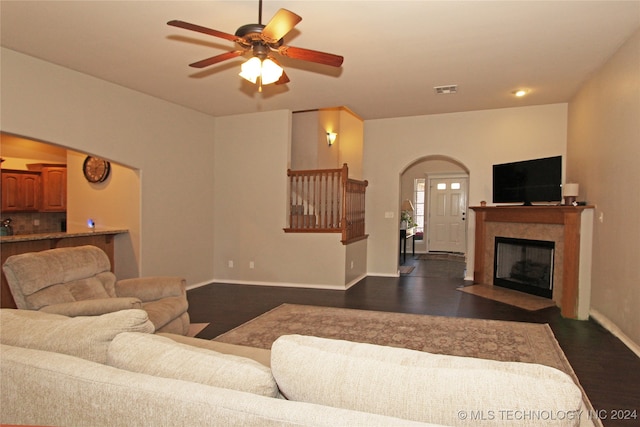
[427,176,468,253]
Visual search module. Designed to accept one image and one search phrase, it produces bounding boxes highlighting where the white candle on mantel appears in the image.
[563,183,579,197]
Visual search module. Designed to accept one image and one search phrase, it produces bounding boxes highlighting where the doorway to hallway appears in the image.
[399,156,470,267]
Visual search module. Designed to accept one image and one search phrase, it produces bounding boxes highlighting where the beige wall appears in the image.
[291,107,364,178]
[364,104,568,277]
[66,150,141,279]
[567,29,640,349]
[317,109,341,169]
[336,108,364,181]
[1,48,217,286]
[212,110,364,289]
[291,111,319,170]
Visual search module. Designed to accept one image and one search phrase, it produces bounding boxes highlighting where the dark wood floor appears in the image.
[187,255,639,427]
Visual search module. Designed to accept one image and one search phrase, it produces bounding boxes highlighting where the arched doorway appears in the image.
[400,155,470,259]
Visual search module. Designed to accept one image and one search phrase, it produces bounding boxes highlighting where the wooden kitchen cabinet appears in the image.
[1,170,41,212]
[25,163,67,212]
[39,166,67,212]
[1,164,67,213]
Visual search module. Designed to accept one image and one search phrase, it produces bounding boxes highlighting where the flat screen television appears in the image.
[492,156,562,205]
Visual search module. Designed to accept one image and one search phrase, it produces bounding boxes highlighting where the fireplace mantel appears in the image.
[470,205,594,319]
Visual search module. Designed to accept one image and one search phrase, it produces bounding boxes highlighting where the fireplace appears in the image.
[494,237,554,298]
[470,205,595,319]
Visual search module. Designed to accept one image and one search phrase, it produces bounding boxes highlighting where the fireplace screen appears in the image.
[494,237,554,298]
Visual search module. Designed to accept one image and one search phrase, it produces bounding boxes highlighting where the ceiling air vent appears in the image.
[434,85,458,95]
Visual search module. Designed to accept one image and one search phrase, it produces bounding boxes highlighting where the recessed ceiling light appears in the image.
[513,89,529,97]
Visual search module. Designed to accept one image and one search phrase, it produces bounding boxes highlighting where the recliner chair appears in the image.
[2,245,190,335]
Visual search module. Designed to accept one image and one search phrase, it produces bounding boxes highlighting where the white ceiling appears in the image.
[2,1,639,120]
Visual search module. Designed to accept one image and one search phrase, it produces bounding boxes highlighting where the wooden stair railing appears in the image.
[285,164,368,244]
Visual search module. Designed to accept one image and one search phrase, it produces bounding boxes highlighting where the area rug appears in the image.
[398,265,415,275]
[458,284,557,311]
[416,252,466,278]
[419,252,465,262]
[215,304,565,366]
[214,304,598,424]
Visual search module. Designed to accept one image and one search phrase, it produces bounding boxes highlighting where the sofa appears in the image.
[2,245,190,334]
[0,309,594,427]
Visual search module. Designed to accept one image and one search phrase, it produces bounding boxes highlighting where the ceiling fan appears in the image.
[168,0,344,91]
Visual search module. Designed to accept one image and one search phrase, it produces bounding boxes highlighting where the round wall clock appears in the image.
[83,156,111,183]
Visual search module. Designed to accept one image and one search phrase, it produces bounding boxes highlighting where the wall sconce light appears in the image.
[563,183,579,206]
[326,132,337,146]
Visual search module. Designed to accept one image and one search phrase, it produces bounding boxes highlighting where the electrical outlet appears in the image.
[249,261,255,269]
[228,260,234,268]
[350,260,354,269]
[599,212,604,223]
[33,219,40,226]
[385,211,395,219]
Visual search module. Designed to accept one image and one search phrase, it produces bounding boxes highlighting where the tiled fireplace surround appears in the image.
[470,206,594,319]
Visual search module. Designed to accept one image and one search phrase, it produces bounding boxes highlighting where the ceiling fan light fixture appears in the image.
[239,57,283,86]
[260,58,284,85]
[239,57,262,84]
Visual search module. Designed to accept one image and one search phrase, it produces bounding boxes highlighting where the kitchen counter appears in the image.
[1,228,129,308]
[1,228,128,243]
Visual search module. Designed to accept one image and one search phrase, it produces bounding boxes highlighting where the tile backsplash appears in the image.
[1,212,67,235]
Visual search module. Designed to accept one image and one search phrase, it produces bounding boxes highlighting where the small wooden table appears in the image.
[400,227,416,264]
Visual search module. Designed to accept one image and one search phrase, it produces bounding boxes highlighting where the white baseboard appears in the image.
[191,274,366,291]
[590,309,640,358]
[209,278,351,291]
[345,273,367,289]
[369,272,400,278]
[185,281,211,291]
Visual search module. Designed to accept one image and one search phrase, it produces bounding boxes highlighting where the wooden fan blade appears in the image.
[262,9,302,43]
[276,70,290,85]
[189,50,245,68]
[278,46,344,67]
[167,20,238,42]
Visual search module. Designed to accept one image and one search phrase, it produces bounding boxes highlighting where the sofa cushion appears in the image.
[271,335,584,427]
[2,344,439,427]
[158,332,272,367]
[39,297,143,317]
[0,309,154,363]
[107,332,279,397]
